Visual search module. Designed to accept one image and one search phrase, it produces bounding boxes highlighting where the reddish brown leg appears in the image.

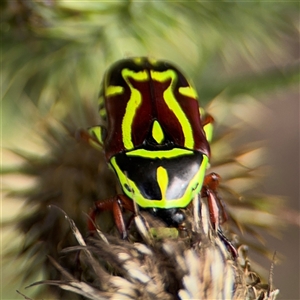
[201,172,227,230]
[202,173,237,258]
[88,194,135,239]
[203,172,220,191]
[201,114,214,127]
[76,128,101,145]
[206,189,220,231]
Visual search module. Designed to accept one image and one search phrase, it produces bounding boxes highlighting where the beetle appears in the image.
[82,57,226,240]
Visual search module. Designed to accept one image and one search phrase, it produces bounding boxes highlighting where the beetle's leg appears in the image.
[204,173,228,223]
[203,172,220,190]
[202,174,237,257]
[201,172,228,230]
[206,189,219,231]
[88,194,135,239]
[114,194,136,239]
[201,113,214,127]
[88,196,117,232]
[201,173,220,230]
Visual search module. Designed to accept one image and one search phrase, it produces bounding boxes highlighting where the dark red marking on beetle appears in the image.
[101,58,210,160]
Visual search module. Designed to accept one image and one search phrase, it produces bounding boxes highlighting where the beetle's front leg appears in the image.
[88,194,135,239]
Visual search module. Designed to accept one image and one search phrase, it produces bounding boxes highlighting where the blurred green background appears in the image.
[1,1,299,299]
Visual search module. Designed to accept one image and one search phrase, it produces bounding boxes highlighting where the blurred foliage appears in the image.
[1,1,299,299]
[2,1,299,144]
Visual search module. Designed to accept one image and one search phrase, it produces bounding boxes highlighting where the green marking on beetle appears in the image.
[148,57,158,65]
[133,57,143,64]
[203,122,213,143]
[105,85,124,97]
[121,69,149,150]
[150,70,194,150]
[178,86,198,99]
[110,155,139,199]
[86,126,103,151]
[88,126,103,144]
[157,166,168,199]
[152,120,164,144]
[199,107,205,116]
[99,108,106,118]
[98,96,106,118]
[110,154,209,209]
[98,95,104,106]
[126,148,193,159]
[198,108,213,143]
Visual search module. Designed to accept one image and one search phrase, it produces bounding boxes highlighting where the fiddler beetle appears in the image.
[80,57,228,241]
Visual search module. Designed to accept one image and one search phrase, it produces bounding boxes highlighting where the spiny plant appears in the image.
[2,97,287,299]
[2,1,299,299]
